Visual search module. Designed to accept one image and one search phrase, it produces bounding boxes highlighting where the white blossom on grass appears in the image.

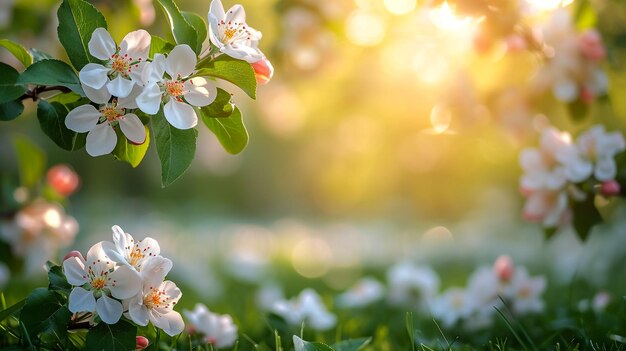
[63,243,141,324]
[387,262,439,310]
[136,45,217,129]
[271,289,336,331]
[336,277,385,309]
[80,28,151,99]
[505,267,546,315]
[184,303,238,348]
[208,0,264,63]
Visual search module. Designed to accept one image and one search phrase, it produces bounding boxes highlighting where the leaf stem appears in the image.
[19,85,72,102]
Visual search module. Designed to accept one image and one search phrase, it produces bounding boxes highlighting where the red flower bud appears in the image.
[136,336,149,350]
[252,57,274,86]
[47,164,80,197]
[493,255,514,282]
[600,180,620,197]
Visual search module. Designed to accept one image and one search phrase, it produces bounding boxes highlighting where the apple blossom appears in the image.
[493,255,514,282]
[102,225,164,274]
[184,303,238,348]
[126,272,184,336]
[271,289,336,331]
[504,267,546,314]
[135,336,150,350]
[386,262,439,310]
[136,45,217,129]
[576,125,626,182]
[336,277,385,309]
[63,242,142,324]
[431,288,472,328]
[600,180,621,197]
[79,28,151,99]
[208,0,264,63]
[65,98,146,157]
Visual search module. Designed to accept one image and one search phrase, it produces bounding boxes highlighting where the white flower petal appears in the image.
[184,78,217,107]
[141,55,166,85]
[221,45,264,63]
[108,265,142,299]
[96,294,123,324]
[128,296,150,326]
[150,310,185,337]
[117,84,142,109]
[225,4,246,24]
[136,83,163,115]
[88,28,117,61]
[101,241,127,267]
[119,29,151,61]
[65,105,101,133]
[209,0,226,19]
[164,100,198,129]
[82,83,112,104]
[166,45,197,78]
[129,61,149,85]
[63,256,89,286]
[86,123,117,157]
[140,256,173,287]
[68,287,96,313]
[119,113,146,144]
[79,64,110,89]
[553,79,578,103]
[107,76,135,98]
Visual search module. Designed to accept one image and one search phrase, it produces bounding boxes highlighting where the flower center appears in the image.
[110,54,132,77]
[129,247,144,267]
[100,105,125,123]
[218,20,252,44]
[165,80,185,101]
[143,288,173,309]
[91,277,106,290]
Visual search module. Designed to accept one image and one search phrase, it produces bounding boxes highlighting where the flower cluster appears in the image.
[65,0,273,157]
[431,256,546,330]
[533,9,608,103]
[519,125,625,229]
[63,225,184,336]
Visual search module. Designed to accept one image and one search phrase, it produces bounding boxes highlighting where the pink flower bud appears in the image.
[63,250,84,261]
[506,35,527,53]
[47,165,80,197]
[578,29,606,62]
[580,87,595,104]
[600,180,620,197]
[472,30,493,54]
[136,336,149,350]
[252,57,274,86]
[493,255,514,281]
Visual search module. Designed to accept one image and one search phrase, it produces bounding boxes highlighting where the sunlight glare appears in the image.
[384,0,417,15]
[346,10,386,46]
[429,2,483,32]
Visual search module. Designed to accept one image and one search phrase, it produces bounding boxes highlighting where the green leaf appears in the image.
[543,227,558,240]
[0,39,33,67]
[331,338,372,351]
[152,110,198,187]
[20,288,72,342]
[13,136,46,188]
[57,0,108,70]
[572,195,603,241]
[155,0,199,54]
[293,336,335,351]
[17,59,84,95]
[199,88,234,118]
[574,0,597,30]
[37,100,86,151]
[195,55,257,99]
[201,106,248,154]
[30,48,54,62]
[0,299,25,322]
[0,62,26,104]
[85,319,137,351]
[149,35,175,59]
[182,11,207,54]
[112,125,150,168]
[566,99,589,122]
[0,100,24,121]
[47,263,72,292]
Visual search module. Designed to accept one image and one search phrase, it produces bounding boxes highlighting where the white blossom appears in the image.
[271,289,336,331]
[208,0,264,63]
[184,303,238,348]
[336,277,385,309]
[387,262,439,310]
[63,242,141,324]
